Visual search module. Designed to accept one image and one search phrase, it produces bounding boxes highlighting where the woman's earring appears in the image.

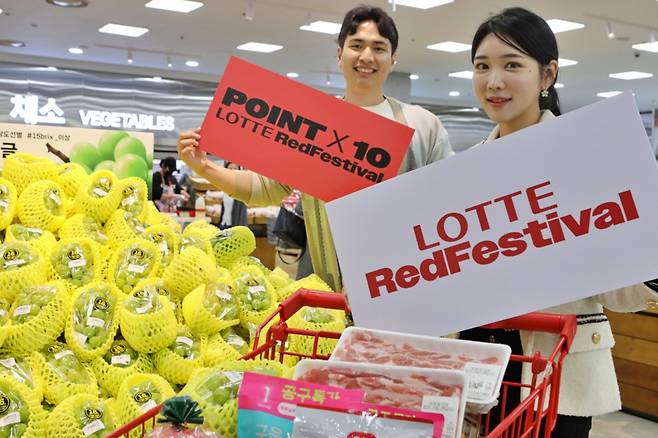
[540,89,550,98]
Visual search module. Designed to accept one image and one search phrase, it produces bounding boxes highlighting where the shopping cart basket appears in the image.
[109,288,576,438]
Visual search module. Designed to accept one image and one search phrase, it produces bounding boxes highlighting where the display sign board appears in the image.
[199,57,414,202]
[0,122,154,192]
[326,93,658,336]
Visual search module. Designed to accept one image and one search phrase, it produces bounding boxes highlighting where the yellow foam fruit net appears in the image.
[152,326,206,385]
[104,210,147,249]
[74,170,122,223]
[216,358,293,379]
[162,246,216,301]
[118,177,147,217]
[108,238,161,294]
[0,354,45,403]
[201,334,243,367]
[17,180,67,232]
[143,224,178,274]
[287,306,346,362]
[159,213,182,234]
[178,229,213,257]
[32,341,98,406]
[209,225,256,268]
[233,266,279,330]
[0,374,47,438]
[229,255,272,277]
[64,282,123,362]
[51,162,88,200]
[276,273,334,301]
[119,285,177,353]
[49,237,102,290]
[90,339,154,397]
[46,393,117,438]
[4,281,70,356]
[267,267,293,292]
[139,201,163,226]
[179,367,240,437]
[58,214,110,247]
[183,220,219,239]
[115,373,175,437]
[4,224,57,258]
[0,241,49,303]
[0,178,18,231]
[182,280,240,336]
[2,152,57,196]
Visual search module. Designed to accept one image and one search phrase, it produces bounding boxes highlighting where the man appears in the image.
[177,5,453,290]
[152,156,188,211]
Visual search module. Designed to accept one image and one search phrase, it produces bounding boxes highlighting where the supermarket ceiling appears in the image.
[1,0,657,111]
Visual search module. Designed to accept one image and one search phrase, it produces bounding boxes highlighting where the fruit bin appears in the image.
[109,289,576,438]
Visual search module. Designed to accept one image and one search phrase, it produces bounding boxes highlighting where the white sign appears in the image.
[8,94,175,132]
[326,93,658,336]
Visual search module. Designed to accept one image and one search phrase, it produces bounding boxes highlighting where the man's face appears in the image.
[338,21,396,95]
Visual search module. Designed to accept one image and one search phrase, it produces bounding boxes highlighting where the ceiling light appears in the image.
[286,72,299,78]
[449,91,460,97]
[45,66,58,71]
[597,91,622,98]
[606,22,615,39]
[609,71,653,80]
[388,0,454,10]
[558,58,578,67]
[127,52,134,64]
[145,0,203,13]
[8,41,26,48]
[185,60,199,67]
[299,20,342,35]
[167,56,172,68]
[236,42,283,53]
[68,47,84,54]
[0,8,3,14]
[632,41,658,53]
[546,19,585,34]
[449,70,473,79]
[46,0,88,7]
[456,107,479,112]
[99,23,149,38]
[554,82,564,88]
[409,74,420,80]
[152,76,162,81]
[426,41,471,53]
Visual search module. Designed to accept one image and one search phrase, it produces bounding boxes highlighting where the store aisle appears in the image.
[591,411,658,438]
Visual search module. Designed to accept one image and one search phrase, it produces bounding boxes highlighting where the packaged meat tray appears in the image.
[294,359,467,438]
[329,326,511,413]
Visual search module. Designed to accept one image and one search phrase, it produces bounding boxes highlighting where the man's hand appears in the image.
[177,127,208,175]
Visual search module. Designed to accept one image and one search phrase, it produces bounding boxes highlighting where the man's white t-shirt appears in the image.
[361,99,395,120]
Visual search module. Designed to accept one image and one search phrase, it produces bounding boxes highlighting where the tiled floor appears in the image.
[591,411,658,438]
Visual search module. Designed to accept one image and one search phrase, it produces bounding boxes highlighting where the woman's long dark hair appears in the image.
[471,7,561,116]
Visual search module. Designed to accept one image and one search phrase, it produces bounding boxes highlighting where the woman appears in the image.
[465,7,658,437]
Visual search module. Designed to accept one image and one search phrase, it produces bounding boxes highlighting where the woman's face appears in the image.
[473,33,554,132]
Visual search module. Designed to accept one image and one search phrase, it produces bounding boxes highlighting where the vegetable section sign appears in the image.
[199,57,414,202]
[326,92,658,336]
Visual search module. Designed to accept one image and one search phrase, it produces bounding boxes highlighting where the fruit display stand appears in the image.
[109,289,576,438]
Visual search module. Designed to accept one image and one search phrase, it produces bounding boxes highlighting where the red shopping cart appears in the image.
[109,289,576,438]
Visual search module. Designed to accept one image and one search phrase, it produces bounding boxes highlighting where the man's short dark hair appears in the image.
[338,5,399,54]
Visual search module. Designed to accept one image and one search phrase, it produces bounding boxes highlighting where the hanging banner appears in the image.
[326,93,658,336]
[199,57,415,202]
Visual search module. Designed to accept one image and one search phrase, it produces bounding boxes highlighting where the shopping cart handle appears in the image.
[481,312,577,350]
[278,289,349,320]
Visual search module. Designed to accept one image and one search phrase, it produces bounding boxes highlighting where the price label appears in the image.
[128,264,146,274]
[121,196,137,206]
[176,336,194,347]
[111,354,132,366]
[0,200,8,209]
[74,332,88,345]
[135,303,152,315]
[159,241,169,255]
[87,317,105,328]
[93,188,108,197]
[83,420,106,436]
[50,192,62,205]
[141,399,157,412]
[0,412,20,427]
[68,258,87,268]
[13,305,31,316]
[4,259,26,268]
[54,350,74,360]
[421,395,460,438]
[248,285,266,294]
[464,363,502,401]
[0,358,16,368]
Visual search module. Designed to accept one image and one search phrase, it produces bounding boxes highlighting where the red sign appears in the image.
[199,57,414,202]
